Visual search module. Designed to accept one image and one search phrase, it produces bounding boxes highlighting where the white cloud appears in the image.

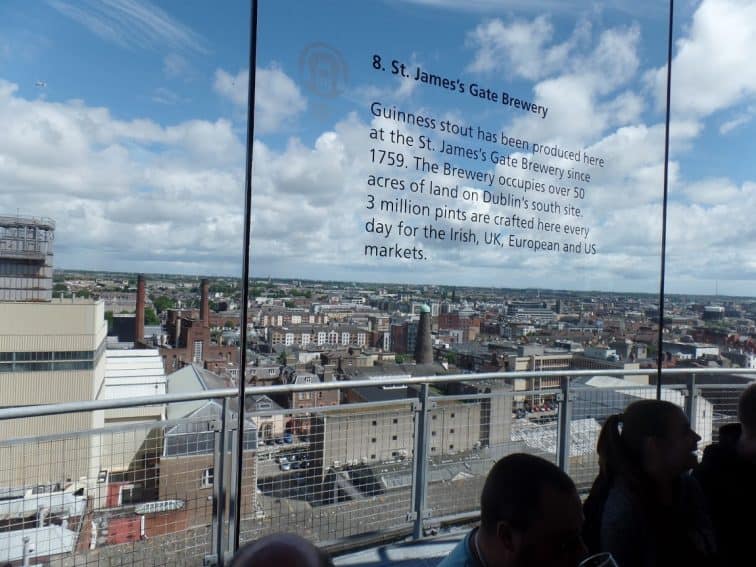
[647,0,756,118]
[665,180,756,282]
[213,68,247,107]
[677,177,741,205]
[151,87,186,105]
[0,67,749,291]
[400,0,663,18]
[466,16,589,80]
[719,106,756,134]
[0,78,244,274]
[465,15,641,149]
[47,0,208,53]
[214,66,307,134]
[163,53,193,80]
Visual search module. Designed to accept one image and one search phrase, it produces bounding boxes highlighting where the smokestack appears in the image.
[135,274,145,344]
[414,305,433,364]
[200,279,209,327]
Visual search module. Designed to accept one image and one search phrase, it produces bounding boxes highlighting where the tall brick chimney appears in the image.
[414,304,433,364]
[200,279,209,327]
[135,274,145,344]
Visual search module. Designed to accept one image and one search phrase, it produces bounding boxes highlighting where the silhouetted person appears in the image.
[439,453,587,567]
[694,383,756,566]
[583,400,715,566]
[230,533,333,567]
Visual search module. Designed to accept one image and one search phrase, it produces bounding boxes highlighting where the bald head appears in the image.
[231,533,332,567]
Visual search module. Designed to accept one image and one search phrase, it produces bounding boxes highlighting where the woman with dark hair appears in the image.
[582,399,716,566]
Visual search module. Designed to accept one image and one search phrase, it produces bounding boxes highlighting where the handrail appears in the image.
[0,366,753,421]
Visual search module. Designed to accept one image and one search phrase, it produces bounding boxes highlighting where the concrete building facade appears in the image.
[0,299,107,487]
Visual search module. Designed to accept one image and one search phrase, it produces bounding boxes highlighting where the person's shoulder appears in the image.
[602,482,641,525]
[681,472,707,502]
[437,531,478,567]
[695,433,740,484]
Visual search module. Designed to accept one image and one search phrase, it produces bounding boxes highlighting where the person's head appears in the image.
[230,533,332,567]
[598,399,700,484]
[738,383,756,437]
[478,453,586,567]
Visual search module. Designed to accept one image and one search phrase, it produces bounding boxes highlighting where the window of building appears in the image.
[392,418,398,424]
[392,435,397,441]
[193,340,203,362]
[450,413,455,418]
[370,454,376,460]
[201,467,214,488]
[449,444,454,450]
[431,431,436,436]
[371,437,376,443]
[450,428,455,434]
[371,420,377,426]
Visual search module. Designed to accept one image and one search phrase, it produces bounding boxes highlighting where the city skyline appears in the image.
[53,266,755,303]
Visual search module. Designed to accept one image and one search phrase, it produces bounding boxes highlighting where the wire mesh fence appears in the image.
[240,400,417,549]
[698,384,744,443]
[0,410,218,565]
[0,374,751,565]
[423,381,561,526]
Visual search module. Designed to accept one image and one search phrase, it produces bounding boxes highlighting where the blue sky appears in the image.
[1,1,756,295]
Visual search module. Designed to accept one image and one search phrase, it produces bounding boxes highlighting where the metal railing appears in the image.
[0,367,751,565]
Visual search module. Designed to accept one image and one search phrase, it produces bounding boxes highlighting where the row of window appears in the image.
[369,429,457,442]
[367,414,457,427]
[0,343,105,372]
[371,418,400,425]
[431,429,455,435]
[0,349,97,362]
[272,333,367,346]
[0,360,96,372]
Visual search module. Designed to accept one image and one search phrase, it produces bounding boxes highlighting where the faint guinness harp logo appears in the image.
[299,43,348,122]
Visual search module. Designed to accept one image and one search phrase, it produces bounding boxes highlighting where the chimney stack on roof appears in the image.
[200,279,209,327]
[135,274,145,344]
[414,304,433,364]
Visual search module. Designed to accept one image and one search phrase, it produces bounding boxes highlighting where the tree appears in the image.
[395,355,406,364]
[144,307,159,325]
[104,310,114,332]
[152,295,175,313]
[278,350,288,365]
[224,320,235,329]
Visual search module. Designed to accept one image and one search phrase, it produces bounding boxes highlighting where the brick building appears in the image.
[267,325,367,348]
[157,279,238,373]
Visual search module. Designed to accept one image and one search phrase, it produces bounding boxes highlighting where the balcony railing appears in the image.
[0,368,750,565]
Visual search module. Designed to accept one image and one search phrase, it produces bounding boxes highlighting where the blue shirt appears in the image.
[437,529,484,567]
